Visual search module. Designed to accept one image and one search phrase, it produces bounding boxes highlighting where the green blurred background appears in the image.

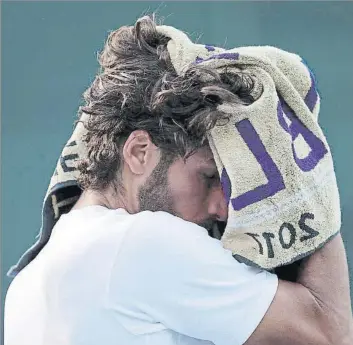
[2,1,353,342]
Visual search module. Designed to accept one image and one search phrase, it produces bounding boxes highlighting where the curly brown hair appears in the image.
[77,14,254,191]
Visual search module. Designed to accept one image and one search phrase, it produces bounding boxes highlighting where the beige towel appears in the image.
[158,25,341,269]
[8,24,341,277]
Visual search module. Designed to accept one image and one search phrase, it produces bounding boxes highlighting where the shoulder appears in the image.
[130,210,210,241]
[123,210,236,266]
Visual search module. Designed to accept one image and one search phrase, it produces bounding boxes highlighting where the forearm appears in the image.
[297,233,353,342]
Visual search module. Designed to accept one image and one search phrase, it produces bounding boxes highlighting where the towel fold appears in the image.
[158,25,341,269]
[8,25,341,277]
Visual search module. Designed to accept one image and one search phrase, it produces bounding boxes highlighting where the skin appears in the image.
[73,130,228,230]
[73,130,353,345]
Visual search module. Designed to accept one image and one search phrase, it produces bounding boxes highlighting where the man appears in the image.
[4,15,353,345]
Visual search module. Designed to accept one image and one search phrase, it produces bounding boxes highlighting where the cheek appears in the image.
[168,169,209,217]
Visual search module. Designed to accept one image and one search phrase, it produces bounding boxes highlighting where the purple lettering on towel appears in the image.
[66,140,77,147]
[221,168,232,206]
[60,154,79,173]
[230,119,285,211]
[205,45,215,52]
[304,69,318,112]
[195,52,239,64]
[301,60,319,112]
[277,99,327,172]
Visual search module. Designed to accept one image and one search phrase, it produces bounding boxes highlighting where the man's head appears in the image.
[77,15,254,230]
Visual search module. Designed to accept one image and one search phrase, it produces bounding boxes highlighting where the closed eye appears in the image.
[202,173,219,188]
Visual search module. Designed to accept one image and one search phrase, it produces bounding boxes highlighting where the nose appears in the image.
[208,185,229,222]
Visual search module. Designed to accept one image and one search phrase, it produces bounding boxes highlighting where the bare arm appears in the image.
[297,233,352,342]
[245,233,353,345]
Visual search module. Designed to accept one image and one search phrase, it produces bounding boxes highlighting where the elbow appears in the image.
[324,331,353,345]
[315,327,348,345]
[305,292,352,345]
[327,321,353,345]
[313,301,353,345]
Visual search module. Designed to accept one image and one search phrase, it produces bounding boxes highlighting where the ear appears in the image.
[122,130,159,175]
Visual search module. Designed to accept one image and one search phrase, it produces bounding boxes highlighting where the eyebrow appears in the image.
[199,159,218,171]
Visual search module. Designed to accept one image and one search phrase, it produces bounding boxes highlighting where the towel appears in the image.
[157,25,341,269]
[7,115,89,277]
[8,25,341,277]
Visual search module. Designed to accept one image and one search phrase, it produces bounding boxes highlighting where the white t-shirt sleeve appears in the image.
[108,211,278,345]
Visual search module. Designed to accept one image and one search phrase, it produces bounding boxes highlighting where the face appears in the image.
[138,145,228,231]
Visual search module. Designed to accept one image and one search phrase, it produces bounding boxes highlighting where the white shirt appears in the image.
[5,206,278,345]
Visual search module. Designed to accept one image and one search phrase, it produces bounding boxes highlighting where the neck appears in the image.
[72,187,131,212]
